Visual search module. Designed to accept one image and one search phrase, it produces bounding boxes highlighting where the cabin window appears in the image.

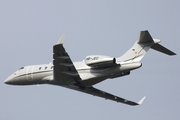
[39,67,41,70]
[45,67,47,69]
[51,66,53,69]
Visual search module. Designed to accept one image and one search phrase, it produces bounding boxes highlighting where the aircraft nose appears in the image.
[4,75,16,85]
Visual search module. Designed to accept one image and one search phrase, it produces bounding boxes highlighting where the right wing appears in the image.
[53,34,82,86]
[79,86,146,106]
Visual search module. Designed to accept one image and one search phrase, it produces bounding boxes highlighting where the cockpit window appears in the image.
[19,67,24,70]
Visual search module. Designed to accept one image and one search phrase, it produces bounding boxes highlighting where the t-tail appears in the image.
[117,30,176,62]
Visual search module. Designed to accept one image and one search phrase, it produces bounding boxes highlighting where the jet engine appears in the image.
[84,55,117,68]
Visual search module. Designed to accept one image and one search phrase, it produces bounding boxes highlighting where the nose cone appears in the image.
[4,75,16,85]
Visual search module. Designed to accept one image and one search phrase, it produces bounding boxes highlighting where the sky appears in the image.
[0,1,180,120]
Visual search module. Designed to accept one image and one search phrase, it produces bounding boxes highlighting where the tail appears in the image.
[117,30,176,62]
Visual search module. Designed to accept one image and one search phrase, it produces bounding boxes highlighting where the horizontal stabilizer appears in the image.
[151,43,176,55]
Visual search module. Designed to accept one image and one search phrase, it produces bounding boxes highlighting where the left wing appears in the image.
[80,87,146,106]
[78,86,146,106]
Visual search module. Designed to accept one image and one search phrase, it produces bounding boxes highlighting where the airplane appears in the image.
[4,30,176,106]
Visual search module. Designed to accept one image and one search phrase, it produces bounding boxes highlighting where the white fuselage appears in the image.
[5,61,142,86]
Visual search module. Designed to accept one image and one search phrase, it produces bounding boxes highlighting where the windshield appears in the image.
[19,67,24,70]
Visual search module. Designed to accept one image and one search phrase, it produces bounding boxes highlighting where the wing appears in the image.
[53,35,82,85]
[80,86,146,106]
[53,35,145,106]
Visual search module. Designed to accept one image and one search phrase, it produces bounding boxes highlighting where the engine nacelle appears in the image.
[84,55,116,68]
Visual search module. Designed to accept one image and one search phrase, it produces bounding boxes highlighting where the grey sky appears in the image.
[1,1,179,120]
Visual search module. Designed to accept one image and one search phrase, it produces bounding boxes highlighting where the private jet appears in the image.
[4,30,176,106]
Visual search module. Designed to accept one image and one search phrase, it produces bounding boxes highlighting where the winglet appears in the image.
[56,34,65,45]
[138,96,146,105]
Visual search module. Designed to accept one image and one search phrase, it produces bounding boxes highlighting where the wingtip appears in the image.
[170,52,177,56]
[138,96,146,105]
[56,34,65,45]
